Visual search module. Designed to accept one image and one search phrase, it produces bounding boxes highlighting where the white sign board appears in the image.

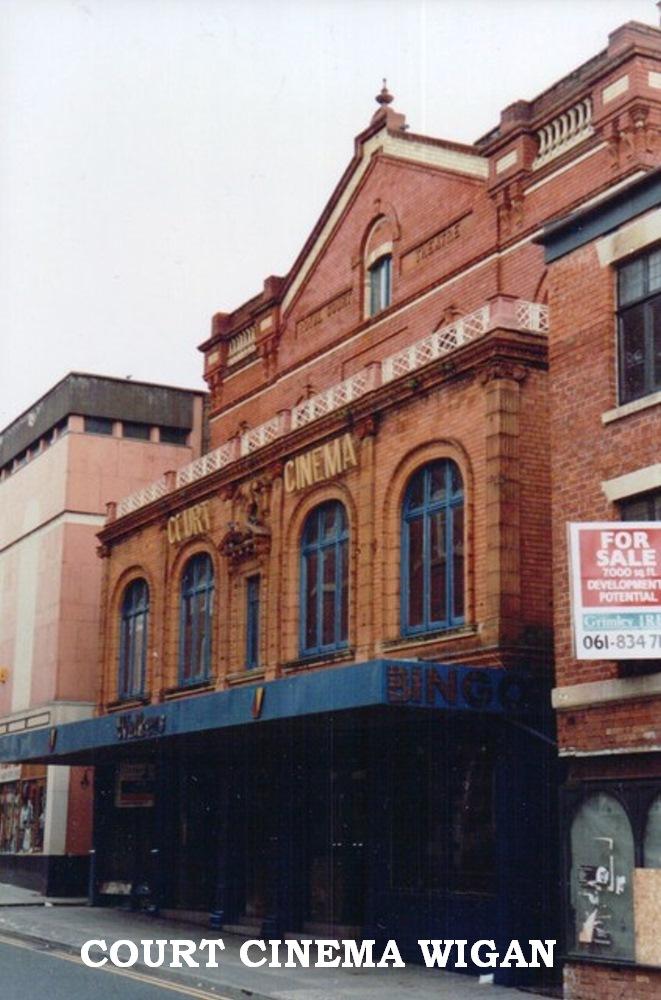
[568,522,661,659]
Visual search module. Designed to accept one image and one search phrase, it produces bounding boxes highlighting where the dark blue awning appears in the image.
[0,660,538,766]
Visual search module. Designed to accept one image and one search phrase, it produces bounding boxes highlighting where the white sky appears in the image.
[0,0,657,426]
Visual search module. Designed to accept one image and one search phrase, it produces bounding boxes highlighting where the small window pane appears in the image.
[84,416,113,435]
[619,258,644,305]
[429,510,447,623]
[246,576,260,669]
[123,421,150,440]
[321,504,338,539]
[305,550,318,650]
[654,297,661,387]
[321,547,337,647]
[453,506,465,620]
[340,538,349,641]
[649,249,661,294]
[430,463,447,503]
[160,426,188,446]
[406,470,425,510]
[621,488,661,521]
[620,305,646,401]
[407,517,424,628]
[369,255,392,316]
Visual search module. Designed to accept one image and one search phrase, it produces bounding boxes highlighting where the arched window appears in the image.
[369,254,392,316]
[119,579,149,699]
[401,460,464,634]
[179,553,214,685]
[300,501,349,655]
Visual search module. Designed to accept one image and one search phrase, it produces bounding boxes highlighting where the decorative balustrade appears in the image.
[382,305,490,384]
[227,323,256,364]
[110,298,548,520]
[291,367,379,428]
[116,476,169,518]
[176,440,236,488]
[514,300,549,333]
[240,413,288,456]
[533,98,593,169]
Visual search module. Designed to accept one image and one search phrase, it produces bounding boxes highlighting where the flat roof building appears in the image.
[0,373,205,893]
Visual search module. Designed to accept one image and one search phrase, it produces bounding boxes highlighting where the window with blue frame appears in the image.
[300,501,349,656]
[119,578,149,699]
[179,553,214,685]
[245,575,260,669]
[369,254,392,316]
[401,460,464,634]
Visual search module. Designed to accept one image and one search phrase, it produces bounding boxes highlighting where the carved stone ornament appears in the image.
[479,361,528,385]
[219,477,272,565]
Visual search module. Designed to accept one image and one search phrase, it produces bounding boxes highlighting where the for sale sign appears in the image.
[568,523,661,659]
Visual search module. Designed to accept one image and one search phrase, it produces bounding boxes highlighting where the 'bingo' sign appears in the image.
[568,522,661,659]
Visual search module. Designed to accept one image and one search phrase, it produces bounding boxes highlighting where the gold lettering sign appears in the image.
[402,213,469,275]
[167,501,212,545]
[296,288,353,338]
[284,434,358,494]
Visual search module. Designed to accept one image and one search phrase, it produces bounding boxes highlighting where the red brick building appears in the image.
[1,18,660,992]
[539,123,661,1000]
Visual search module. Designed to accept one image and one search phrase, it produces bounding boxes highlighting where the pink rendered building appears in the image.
[0,373,205,893]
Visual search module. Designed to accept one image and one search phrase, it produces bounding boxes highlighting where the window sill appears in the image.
[282,647,355,672]
[227,669,265,686]
[383,625,478,653]
[602,389,661,424]
[162,679,216,700]
[106,694,151,712]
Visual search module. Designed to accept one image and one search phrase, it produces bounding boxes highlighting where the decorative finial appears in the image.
[376,78,394,107]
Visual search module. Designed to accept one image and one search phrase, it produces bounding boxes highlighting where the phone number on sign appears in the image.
[582,633,661,652]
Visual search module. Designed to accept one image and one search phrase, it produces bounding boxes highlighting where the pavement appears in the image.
[0,883,560,1000]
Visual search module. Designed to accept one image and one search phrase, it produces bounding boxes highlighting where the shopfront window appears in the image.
[179,553,214,685]
[569,792,635,961]
[119,579,149,700]
[618,247,661,403]
[401,460,464,635]
[0,779,46,854]
[300,501,349,656]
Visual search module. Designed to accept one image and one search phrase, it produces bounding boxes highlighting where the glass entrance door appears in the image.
[306,765,367,931]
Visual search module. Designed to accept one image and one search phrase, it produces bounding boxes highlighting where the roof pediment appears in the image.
[281,119,488,316]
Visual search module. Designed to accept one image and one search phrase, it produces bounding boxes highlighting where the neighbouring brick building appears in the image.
[1,18,660,993]
[0,374,204,893]
[539,170,661,995]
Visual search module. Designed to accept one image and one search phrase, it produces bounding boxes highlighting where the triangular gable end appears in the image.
[281,97,488,317]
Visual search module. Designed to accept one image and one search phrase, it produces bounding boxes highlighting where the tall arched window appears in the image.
[300,501,349,655]
[179,553,214,685]
[401,460,464,634]
[369,254,392,316]
[119,579,149,699]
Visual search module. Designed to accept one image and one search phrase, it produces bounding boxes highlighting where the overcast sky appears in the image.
[0,0,657,427]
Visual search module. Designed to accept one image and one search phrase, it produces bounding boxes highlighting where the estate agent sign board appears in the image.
[568,522,661,659]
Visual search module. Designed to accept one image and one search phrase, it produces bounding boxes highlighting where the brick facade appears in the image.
[539,25,661,1000]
